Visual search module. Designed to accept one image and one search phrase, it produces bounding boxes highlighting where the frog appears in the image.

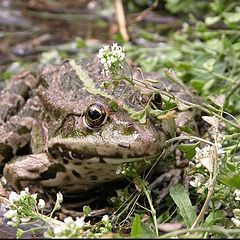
[0,55,195,195]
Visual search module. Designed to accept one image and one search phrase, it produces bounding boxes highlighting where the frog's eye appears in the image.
[151,92,162,109]
[84,103,108,129]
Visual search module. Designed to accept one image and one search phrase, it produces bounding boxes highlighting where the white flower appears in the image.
[20,217,31,223]
[9,191,20,203]
[189,174,205,188]
[75,217,85,228]
[234,189,240,201]
[64,216,74,226]
[31,193,38,200]
[232,217,240,227]
[20,187,29,198]
[102,215,109,223]
[216,143,225,155]
[4,209,17,219]
[53,225,66,237]
[97,42,125,76]
[56,192,63,203]
[233,209,240,218]
[209,200,222,209]
[195,145,213,172]
[38,199,46,210]
[7,221,18,227]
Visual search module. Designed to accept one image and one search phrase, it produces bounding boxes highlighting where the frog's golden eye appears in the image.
[151,92,162,109]
[84,103,107,129]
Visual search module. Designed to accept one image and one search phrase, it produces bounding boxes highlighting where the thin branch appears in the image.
[115,0,129,41]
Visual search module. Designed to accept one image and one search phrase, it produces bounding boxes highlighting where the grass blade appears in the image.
[170,184,196,228]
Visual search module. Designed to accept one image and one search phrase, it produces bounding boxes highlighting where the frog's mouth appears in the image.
[48,138,163,164]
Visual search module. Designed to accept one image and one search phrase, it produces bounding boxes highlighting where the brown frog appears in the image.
[0,55,192,195]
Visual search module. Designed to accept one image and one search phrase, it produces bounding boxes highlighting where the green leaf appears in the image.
[178,126,195,135]
[170,184,196,228]
[190,79,205,91]
[203,58,215,72]
[219,172,240,188]
[203,210,227,227]
[130,109,147,124]
[130,214,142,238]
[177,143,198,160]
[202,79,215,92]
[226,161,236,172]
[141,222,157,238]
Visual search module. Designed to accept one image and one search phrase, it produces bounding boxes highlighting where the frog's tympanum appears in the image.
[0,55,190,194]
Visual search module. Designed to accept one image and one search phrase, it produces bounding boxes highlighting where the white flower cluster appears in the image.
[194,143,225,172]
[189,173,210,194]
[4,187,111,238]
[4,187,46,227]
[45,216,86,238]
[189,143,225,194]
[45,215,111,238]
[231,208,240,227]
[97,42,125,76]
[189,173,206,188]
[234,189,240,201]
[231,190,240,226]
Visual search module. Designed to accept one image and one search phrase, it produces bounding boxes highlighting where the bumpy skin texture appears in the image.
[0,71,40,167]
[1,56,191,194]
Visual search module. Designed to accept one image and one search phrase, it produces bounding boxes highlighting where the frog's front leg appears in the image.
[3,153,55,192]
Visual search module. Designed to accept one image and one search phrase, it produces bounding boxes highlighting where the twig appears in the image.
[115,0,129,41]
[133,0,159,23]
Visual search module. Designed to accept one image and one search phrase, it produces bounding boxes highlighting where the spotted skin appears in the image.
[1,55,194,194]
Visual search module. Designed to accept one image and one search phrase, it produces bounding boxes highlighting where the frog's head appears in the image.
[38,56,169,165]
[47,96,168,165]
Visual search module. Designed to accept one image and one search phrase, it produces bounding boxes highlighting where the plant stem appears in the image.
[141,182,158,237]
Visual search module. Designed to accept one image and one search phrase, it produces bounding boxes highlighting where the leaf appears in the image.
[142,222,157,238]
[209,94,225,108]
[202,79,215,92]
[205,16,221,25]
[203,58,215,72]
[130,214,142,238]
[223,11,240,23]
[204,210,227,227]
[177,143,198,160]
[190,79,205,92]
[170,184,196,228]
[175,99,191,111]
[219,172,240,188]
[130,109,147,124]
[178,126,195,135]
[202,116,219,128]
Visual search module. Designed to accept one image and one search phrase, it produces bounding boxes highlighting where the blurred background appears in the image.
[1,0,240,112]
